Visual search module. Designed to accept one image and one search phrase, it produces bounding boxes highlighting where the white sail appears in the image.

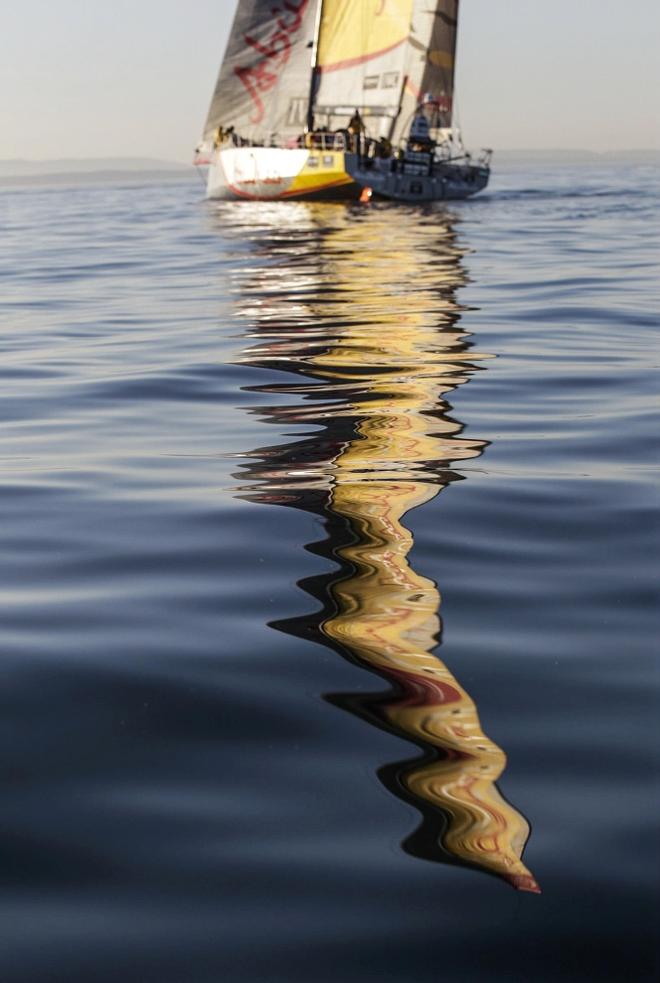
[201,0,318,148]
[392,0,459,143]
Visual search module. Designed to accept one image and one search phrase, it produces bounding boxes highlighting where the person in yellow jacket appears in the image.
[213,125,234,148]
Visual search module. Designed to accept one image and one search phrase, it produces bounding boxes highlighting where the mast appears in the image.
[306,0,324,132]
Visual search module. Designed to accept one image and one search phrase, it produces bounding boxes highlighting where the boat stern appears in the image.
[207,147,358,201]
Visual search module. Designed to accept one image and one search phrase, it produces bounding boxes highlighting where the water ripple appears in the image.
[0,163,657,981]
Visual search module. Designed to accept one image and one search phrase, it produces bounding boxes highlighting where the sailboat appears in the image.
[194,0,491,202]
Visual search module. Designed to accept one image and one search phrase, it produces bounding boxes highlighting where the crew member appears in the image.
[347,108,365,152]
[408,107,433,151]
[375,136,392,159]
[214,125,234,148]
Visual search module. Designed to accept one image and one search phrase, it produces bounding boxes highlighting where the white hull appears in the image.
[206,147,356,201]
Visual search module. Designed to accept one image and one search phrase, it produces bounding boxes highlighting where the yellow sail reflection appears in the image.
[230,201,539,891]
[327,477,538,892]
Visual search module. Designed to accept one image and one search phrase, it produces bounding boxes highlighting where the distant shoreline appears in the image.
[0,170,197,189]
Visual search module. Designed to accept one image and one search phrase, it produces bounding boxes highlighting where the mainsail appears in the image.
[201,0,318,147]
[312,0,459,139]
[313,0,414,137]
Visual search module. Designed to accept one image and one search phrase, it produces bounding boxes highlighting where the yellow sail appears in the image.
[313,0,414,136]
[317,0,414,70]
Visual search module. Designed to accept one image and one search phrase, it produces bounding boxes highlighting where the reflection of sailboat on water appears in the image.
[231,202,539,892]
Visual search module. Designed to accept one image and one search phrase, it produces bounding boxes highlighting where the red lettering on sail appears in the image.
[235,1,310,125]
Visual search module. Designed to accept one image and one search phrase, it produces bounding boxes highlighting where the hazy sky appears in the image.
[2,0,659,161]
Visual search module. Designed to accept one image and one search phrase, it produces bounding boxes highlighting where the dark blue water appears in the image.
[0,162,658,982]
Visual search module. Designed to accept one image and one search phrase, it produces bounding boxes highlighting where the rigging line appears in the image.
[361,0,368,110]
[452,0,461,132]
[453,87,461,134]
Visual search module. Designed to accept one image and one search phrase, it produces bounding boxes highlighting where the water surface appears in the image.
[0,161,658,981]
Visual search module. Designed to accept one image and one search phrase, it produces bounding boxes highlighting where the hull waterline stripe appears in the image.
[226,175,354,200]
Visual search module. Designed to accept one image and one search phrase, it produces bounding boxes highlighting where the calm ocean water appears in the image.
[0,161,658,982]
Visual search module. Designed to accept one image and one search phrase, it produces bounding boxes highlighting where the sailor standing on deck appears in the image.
[408,106,433,151]
[347,108,365,153]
